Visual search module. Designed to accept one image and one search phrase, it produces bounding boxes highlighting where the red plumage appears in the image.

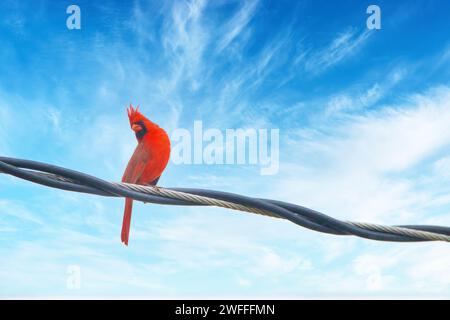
[121,105,171,245]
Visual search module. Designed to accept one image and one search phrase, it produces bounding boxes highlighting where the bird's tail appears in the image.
[121,198,133,246]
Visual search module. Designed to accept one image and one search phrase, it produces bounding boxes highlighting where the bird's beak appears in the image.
[131,124,142,132]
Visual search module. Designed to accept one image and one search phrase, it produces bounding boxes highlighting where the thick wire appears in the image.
[1,156,449,242]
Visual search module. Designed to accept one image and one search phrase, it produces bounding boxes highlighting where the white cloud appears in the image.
[353,253,398,291]
[216,0,259,53]
[0,200,43,226]
[141,207,314,282]
[406,245,450,288]
[275,86,450,225]
[162,0,208,91]
[248,249,311,278]
[338,88,450,173]
[349,244,450,295]
[128,0,157,47]
[304,29,372,74]
[236,276,251,287]
[325,68,407,116]
[213,34,292,119]
[45,107,62,133]
[0,239,173,297]
[432,156,450,178]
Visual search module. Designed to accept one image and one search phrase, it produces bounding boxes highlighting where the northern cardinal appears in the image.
[121,105,171,245]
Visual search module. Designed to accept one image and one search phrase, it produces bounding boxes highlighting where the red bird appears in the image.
[121,105,171,245]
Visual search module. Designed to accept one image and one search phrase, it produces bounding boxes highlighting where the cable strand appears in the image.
[1,156,449,242]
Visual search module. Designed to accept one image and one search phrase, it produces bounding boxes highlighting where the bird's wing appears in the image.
[122,143,153,184]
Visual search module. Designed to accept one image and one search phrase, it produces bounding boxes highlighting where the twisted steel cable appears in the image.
[1,156,450,242]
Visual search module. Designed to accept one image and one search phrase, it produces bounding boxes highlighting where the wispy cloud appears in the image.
[352,244,450,294]
[0,200,43,226]
[276,86,450,224]
[304,29,372,75]
[162,0,208,91]
[216,0,259,53]
[324,67,407,116]
[213,32,293,120]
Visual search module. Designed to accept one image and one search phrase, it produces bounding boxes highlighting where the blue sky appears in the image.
[0,0,450,298]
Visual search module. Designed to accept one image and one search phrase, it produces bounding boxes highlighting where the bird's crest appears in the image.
[127,104,146,124]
